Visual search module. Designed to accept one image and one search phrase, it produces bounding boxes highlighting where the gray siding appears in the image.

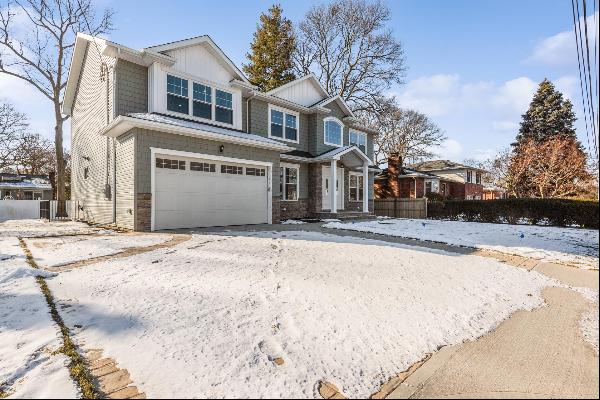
[132,128,282,196]
[249,99,310,153]
[70,43,116,225]
[115,132,135,229]
[115,59,148,116]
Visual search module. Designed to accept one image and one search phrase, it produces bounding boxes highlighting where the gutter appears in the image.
[102,116,294,153]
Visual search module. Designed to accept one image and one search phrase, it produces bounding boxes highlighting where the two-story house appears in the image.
[63,34,377,231]
[375,155,486,200]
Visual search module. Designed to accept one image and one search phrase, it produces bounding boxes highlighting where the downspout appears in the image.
[112,48,120,225]
[246,94,255,133]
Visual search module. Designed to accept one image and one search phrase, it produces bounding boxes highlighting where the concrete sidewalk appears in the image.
[388,287,598,399]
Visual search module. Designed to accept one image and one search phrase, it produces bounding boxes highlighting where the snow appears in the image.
[280,219,306,225]
[48,230,562,398]
[0,237,78,398]
[323,219,599,269]
[0,219,102,238]
[25,233,172,268]
[579,292,599,355]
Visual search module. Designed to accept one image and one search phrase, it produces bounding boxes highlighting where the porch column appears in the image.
[362,162,369,212]
[330,159,337,213]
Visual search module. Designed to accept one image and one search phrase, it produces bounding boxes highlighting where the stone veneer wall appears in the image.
[280,199,310,220]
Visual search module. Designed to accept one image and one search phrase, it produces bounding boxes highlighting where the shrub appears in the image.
[427,198,599,229]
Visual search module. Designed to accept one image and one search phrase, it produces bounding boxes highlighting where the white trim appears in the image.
[314,145,372,164]
[280,162,300,202]
[349,129,367,153]
[323,117,344,148]
[266,73,328,98]
[145,35,250,84]
[348,171,364,202]
[268,104,300,144]
[312,95,355,118]
[150,147,273,231]
[103,115,293,152]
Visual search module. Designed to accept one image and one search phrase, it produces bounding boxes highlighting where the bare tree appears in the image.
[507,137,593,199]
[294,0,406,112]
[464,148,511,189]
[0,101,27,171]
[13,131,54,175]
[367,100,446,166]
[0,0,113,209]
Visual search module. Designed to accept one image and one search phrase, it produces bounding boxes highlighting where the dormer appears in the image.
[146,36,252,131]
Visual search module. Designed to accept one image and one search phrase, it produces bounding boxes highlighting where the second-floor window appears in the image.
[324,118,343,147]
[349,131,367,153]
[167,75,189,114]
[467,170,473,183]
[269,107,298,142]
[215,90,233,124]
[193,83,212,119]
[166,74,234,126]
[476,171,482,184]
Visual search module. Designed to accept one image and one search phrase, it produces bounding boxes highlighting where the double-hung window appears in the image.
[324,118,343,146]
[475,171,482,184]
[349,173,364,201]
[467,170,473,183]
[215,89,233,124]
[193,83,212,119]
[425,181,432,194]
[269,107,298,142]
[167,75,189,114]
[349,131,367,153]
[280,164,298,201]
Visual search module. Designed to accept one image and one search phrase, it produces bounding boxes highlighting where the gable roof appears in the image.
[409,159,485,172]
[266,73,329,98]
[311,95,355,118]
[145,35,250,84]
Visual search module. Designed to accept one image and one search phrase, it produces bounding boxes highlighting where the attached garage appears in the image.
[152,150,272,230]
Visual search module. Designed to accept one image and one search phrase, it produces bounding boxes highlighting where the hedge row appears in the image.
[427,198,599,229]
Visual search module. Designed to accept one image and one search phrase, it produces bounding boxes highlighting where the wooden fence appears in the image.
[373,198,428,219]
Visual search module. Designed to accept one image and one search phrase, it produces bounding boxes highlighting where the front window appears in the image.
[349,173,364,201]
[280,165,298,201]
[192,83,212,119]
[215,89,233,124]
[324,119,343,146]
[270,107,298,142]
[349,131,367,153]
[167,75,189,114]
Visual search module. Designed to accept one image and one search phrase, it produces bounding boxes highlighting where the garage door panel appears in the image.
[154,155,269,230]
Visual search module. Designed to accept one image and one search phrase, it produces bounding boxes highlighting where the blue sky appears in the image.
[1,0,597,162]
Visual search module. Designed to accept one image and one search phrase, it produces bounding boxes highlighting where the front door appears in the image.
[322,165,344,211]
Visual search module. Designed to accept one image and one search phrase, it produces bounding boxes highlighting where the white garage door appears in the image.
[153,154,269,230]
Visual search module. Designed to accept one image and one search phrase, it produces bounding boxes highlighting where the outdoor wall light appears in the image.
[219,145,225,153]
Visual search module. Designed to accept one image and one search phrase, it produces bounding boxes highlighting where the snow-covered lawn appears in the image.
[324,219,599,269]
[25,233,172,268]
[0,219,102,238]
[0,237,78,398]
[48,230,565,398]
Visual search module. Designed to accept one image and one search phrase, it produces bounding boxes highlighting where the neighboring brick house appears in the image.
[0,173,53,200]
[375,155,486,200]
[63,34,377,231]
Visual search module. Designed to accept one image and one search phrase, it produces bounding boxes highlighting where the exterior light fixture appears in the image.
[219,145,225,153]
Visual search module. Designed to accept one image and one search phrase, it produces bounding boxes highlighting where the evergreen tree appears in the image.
[515,78,577,145]
[243,4,296,92]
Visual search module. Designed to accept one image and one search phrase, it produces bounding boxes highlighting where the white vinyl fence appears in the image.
[0,200,40,222]
[0,200,79,222]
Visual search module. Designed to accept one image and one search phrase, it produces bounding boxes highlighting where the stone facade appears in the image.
[135,193,151,231]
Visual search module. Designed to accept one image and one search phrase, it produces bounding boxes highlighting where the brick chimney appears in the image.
[387,153,403,198]
[387,153,403,177]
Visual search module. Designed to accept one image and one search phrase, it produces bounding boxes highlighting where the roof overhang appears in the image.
[62,33,176,116]
[101,116,293,152]
[314,145,372,165]
[249,92,330,114]
[145,35,251,85]
[266,73,329,98]
[314,95,355,118]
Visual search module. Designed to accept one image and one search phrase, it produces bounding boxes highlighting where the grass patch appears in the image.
[18,238,98,399]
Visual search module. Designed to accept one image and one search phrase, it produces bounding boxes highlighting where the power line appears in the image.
[581,0,598,157]
[572,0,596,160]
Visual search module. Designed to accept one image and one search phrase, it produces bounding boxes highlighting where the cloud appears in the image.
[436,138,463,159]
[526,12,598,68]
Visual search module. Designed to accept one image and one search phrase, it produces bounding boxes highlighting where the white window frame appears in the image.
[349,130,367,153]
[348,171,364,202]
[166,74,189,115]
[268,104,300,144]
[280,162,299,201]
[323,117,344,147]
[158,67,239,129]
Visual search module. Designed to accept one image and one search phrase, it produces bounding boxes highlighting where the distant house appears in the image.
[483,185,507,200]
[374,155,487,200]
[0,173,53,200]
